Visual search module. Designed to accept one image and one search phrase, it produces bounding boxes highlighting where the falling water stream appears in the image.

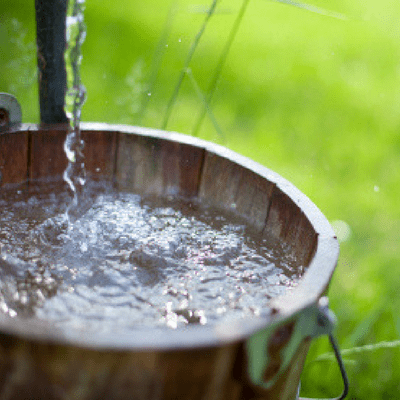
[63,0,87,218]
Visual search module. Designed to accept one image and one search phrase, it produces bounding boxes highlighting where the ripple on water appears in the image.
[0,181,303,332]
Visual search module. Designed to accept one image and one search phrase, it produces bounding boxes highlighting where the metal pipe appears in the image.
[35,0,68,124]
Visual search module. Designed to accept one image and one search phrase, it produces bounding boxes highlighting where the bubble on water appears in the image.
[331,220,351,242]
[80,242,88,252]
[37,214,70,247]
[0,182,300,331]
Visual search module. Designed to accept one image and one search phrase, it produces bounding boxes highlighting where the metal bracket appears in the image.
[0,93,22,129]
[246,297,348,399]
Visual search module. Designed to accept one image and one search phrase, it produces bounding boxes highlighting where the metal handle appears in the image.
[298,333,349,400]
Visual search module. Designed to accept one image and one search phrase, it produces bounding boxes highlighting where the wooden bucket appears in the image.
[0,123,339,400]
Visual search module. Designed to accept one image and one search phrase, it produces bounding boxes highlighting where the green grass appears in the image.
[2,0,400,398]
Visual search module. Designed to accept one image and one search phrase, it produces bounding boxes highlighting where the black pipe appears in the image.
[35,0,69,124]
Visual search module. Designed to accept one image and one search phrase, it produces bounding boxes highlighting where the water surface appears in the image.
[0,180,302,333]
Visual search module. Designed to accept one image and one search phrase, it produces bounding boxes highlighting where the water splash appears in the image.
[0,182,301,330]
[64,0,87,217]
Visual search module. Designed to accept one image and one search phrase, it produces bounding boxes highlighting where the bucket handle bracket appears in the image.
[246,297,349,399]
[0,93,22,130]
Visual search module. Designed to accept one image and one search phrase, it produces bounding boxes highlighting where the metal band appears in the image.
[246,297,349,399]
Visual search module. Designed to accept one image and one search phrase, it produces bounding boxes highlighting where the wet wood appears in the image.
[0,334,245,400]
[26,127,118,183]
[82,130,117,181]
[199,152,275,232]
[265,187,318,267]
[116,133,204,198]
[29,126,67,181]
[0,124,339,400]
[0,131,29,185]
[116,134,168,195]
[176,142,204,198]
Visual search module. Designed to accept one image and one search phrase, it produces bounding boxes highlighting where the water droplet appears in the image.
[80,242,88,252]
[147,92,151,96]
[78,176,86,186]
[374,185,380,192]
[178,38,182,43]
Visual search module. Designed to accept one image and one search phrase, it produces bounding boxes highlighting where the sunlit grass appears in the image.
[2,0,400,398]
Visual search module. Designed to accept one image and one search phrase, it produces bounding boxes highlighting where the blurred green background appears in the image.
[2,0,400,398]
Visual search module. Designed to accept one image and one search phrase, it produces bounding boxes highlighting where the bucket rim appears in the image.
[0,123,339,351]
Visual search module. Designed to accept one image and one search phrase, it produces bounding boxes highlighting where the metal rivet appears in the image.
[0,93,22,127]
[0,108,9,127]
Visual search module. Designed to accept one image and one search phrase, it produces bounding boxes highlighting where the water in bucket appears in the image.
[0,180,301,332]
